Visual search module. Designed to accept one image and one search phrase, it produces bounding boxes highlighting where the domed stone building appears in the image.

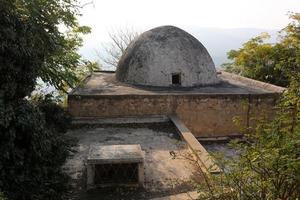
[65,26,285,197]
[116,26,219,87]
[68,26,284,137]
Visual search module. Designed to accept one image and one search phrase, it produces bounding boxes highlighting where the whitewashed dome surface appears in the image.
[116,26,220,87]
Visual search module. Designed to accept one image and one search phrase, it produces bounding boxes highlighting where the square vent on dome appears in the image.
[172,73,181,85]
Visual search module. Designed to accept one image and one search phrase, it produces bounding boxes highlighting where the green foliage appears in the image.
[224,13,300,87]
[198,14,300,199]
[199,39,300,200]
[33,94,72,135]
[1,0,42,100]
[0,98,76,200]
[197,76,300,200]
[0,192,6,200]
[0,0,87,199]
[0,0,95,97]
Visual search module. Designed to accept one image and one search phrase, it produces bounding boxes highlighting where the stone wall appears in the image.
[68,93,279,137]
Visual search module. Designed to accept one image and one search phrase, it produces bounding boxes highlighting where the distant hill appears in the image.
[79,27,279,70]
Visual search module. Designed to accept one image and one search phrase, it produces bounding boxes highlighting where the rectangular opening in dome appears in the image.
[172,73,181,85]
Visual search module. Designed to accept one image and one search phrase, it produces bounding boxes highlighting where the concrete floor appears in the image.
[64,123,202,200]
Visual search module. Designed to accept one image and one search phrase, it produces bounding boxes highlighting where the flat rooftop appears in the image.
[64,123,202,200]
[70,71,284,96]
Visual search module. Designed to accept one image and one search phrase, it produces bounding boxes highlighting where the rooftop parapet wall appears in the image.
[220,71,285,93]
[69,72,282,96]
[68,71,283,137]
[68,94,279,137]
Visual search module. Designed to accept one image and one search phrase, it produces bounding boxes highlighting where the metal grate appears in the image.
[94,163,139,184]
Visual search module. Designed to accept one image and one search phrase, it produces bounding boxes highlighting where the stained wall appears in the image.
[68,93,279,137]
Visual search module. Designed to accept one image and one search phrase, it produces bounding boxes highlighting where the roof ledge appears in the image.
[219,71,285,93]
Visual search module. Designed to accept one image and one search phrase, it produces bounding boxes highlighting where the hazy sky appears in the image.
[79,0,299,37]
[78,0,300,65]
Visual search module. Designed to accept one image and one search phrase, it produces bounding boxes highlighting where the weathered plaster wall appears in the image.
[68,94,279,137]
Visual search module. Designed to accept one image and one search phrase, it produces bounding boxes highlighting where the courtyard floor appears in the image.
[64,123,203,200]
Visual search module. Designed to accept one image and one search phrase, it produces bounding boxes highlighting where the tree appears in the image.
[0,0,89,199]
[197,79,300,200]
[0,192,6,200]
[197,13,300,200]
[224,13,300,87]
[0,0,97,95]
[98,27,140,69]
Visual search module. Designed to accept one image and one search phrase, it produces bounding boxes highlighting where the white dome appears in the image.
[116,26,220,87]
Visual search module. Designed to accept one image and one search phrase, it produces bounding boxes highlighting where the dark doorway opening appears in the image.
[172,73,181,85]
[94,163,139,185]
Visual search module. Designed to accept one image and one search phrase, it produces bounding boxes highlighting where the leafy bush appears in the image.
[0,0,85,199]
[197,81,300,200]
[35,95,72,133]
[207,15,300,198]
[224,13,300,87]
[0,192,6,200]
[0,98,76,200]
